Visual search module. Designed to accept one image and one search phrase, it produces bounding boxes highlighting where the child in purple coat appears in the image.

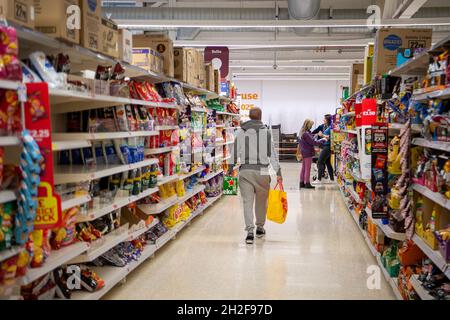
[297,119,324,189]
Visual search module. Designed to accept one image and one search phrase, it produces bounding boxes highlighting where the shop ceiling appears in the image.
[103,0,450,80]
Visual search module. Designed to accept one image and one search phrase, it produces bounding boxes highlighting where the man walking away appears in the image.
[233,108,283,244]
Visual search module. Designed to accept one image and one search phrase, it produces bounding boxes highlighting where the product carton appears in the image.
[149,49,163,74]
[133,33,174,77]
[0,0,35,29]
[33,0,79,44]
[173,47,188,82]
[132,48,151,71]
[350,63,365,94]
[364,43,374,84]
[119,29,133,63]
[373,28,432,76]
[197,50,206,89]
[80,0,102,52]
[100,18,119,58]
[214,69,221,95]
[185,48,198,85]
[205,63,214,92]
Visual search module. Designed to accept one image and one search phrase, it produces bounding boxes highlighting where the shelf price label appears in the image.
[24,83,62,230]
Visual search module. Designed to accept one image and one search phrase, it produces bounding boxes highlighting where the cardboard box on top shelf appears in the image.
[33,0,79,44]
[80,0,102,52]
[133,33,174,77]
[372,28,432,76]
[364,43,374,84]
[205,63,214,92]
[186,48,198,86]
[149,49,163,74]
[197,50,206,89]
[0,0,35,29]
[174,47,188,82]
[100,18,119,59]
[132,48,152,71]
[350,63,365,94]
[214,69,221,95]
[119,29,133,64]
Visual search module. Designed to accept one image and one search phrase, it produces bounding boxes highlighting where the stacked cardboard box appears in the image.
[205,63,215,92]
[133,33,174,77]
[34,0,80,44]
[373,28,432,76]
[350,63,365,94]
[100,18,119,59]
[119,29,133,64]
[80,0,102,53]
[0,0,35,28]
[214,69,221,95]
[132,48,164,74]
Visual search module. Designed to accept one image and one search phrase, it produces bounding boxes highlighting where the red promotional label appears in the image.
[24,83,62,230]
[204,46,229,80]
[361,98,377,126]
[355,103,362,127]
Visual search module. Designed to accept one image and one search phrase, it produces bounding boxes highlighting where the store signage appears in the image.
[24,83,62,230]
[204,47,229,80]
[240,92,259,111]
[371,122,389,219]
[361,99,377,126]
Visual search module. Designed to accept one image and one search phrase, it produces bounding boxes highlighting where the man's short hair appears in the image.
[249,108,262,120]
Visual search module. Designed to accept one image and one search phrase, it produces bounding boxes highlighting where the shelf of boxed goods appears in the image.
[128,218,160,242]
[412,138,450,153]
[145,146,179,155]
[61,194,92,212]
[389,51,429,77]
[376,253,404,300]
[157,174,180,186]
[49,89,177,114]
[412,184,450,211]
[198,169,224,183]
[9,21,171,83]
[53,158,159,185]
[138,195,179,215]
[70,266,130,301]
[68,224,130,264]
[409,275,435,300]
[155,125,179,131]
[53,132,159,153]
[413,87,450,102]
[412,234,450,279]
[20,242,90,286]
[77,187,159,223]
[178,166,206,181]
[388,123,423,134]
[70,191,224,300]
[338,188,403,299]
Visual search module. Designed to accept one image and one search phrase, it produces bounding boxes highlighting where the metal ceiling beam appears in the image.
[115,17,450,29]
[392,0,429,18]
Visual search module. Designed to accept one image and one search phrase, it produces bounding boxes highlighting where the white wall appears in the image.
[235,79,348,134]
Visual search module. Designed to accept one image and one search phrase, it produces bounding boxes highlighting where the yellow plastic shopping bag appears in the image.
[266,182,288,224]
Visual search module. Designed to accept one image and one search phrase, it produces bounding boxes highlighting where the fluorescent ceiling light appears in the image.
[173,43,367,48]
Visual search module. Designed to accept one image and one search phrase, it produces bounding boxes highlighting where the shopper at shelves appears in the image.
[298,119,324,189]
[311,114,332,135]
[316,115,334,183]
[232,107,283,245]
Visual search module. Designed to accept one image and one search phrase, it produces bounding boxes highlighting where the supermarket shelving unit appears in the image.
[335,35,450,300]
[0,22,239,300]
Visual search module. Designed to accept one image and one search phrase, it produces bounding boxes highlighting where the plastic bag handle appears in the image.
[274,181,284,191]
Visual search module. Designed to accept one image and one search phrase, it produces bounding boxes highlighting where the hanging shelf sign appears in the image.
[24,83,62,230]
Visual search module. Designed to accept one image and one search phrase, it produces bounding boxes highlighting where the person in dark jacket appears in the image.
[311,114,332,135]
[317,115,334,183]
[297,119,324,189]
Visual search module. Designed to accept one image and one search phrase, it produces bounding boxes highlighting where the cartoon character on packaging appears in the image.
[442,160,450,199]
[28,93,47,122]
[5,91,21,134]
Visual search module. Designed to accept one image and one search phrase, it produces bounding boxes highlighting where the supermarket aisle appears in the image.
[105,163,395,300]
